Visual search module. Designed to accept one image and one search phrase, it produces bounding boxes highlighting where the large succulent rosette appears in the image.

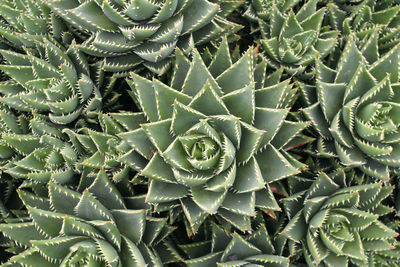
[303,34,400,180]
[111,37,308,234]
[0,171,178,266]
[281,169,399,266]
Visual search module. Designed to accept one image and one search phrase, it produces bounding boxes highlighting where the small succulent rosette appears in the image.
[281,169,399,266]
[259,0,338,78]
[303,33,400,180]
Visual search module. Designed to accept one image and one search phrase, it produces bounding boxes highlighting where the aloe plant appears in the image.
[281,168,399,266]
[43,0,242,74]
[0,38,122,126]
[0,0,73,51]
[325,0,400,52]
[303,33,400,180]
[259,0,338,78]
[100,37,310,234]
[0,109,82,184]
[0,170,180,266]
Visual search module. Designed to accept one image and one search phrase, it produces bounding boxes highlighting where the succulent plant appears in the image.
[0,37,123,126]
[244,0,301,24]
[259,0,338,78]
[0,0,74,51]
[303,32,400,180]
[64,125,132,183]
[0,108,83,185]
[325,0,400,52]
[43,0,243,74]
[0,170,179,266]
[180,218,290,266]
[281,169,399,266]
[102,37,309,234]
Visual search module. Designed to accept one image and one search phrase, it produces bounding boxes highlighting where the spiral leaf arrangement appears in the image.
[0,0,399,266]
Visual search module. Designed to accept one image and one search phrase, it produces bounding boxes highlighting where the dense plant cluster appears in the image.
[0,0,400,266]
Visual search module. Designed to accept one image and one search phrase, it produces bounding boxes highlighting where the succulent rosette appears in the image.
[0,0,73,51]
[0,38,121,126]
[259,0,338,78]
[43,0,242,74]
[0,108,83,184]
[303,33,400,180]
[281,169,399,266]
[0,171,179,266]
[106,37,308,234]
[325,0,400,52]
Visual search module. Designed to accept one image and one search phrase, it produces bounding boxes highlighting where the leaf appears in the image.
[146,180,189,203]
[182,50,221,97]
[233,157,264,193]
[221,233,261,261]
[8,248,58,267]
[129,72,158,122]
[221,84,255,124]
[171,100,206,135]
[75,190,114,222]
[281,210,307,241]
[0,222,45,247]
[28,206,64,237]
[255,144,299,183]
[111,209,146,243]
[191,187,227,214]
[221,191,256,216]
[32,236,89,260]
[48,182,81,215]
[189,81,229,116]
[88,170,126,210]
[181,0,218,34]
[216,48,253,94]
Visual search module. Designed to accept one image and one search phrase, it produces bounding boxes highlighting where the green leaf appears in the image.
[111,209,146,243]
[191,187,227,214]
[146,180,189,203]
[233,157,264,193]
[221,233,261,261]
[255,144,299,183]
[0,222,45,247]
[88,170,126,210]
[221,84,255,124]
[216,49,253,94]
[171,100,206,135]
[75,190,114,222]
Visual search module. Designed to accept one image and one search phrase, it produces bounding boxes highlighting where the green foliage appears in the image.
[281,169,398,266]
[0,0,399,266]
[43,0,242,74]
[0,0,73,50]
[303,34,400,180]
[106,37,310,235]
[0,170,177,266]
[326,0,400,47]
[182,218,289,267]
[247,0,338,78]
[0,38,121,125]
